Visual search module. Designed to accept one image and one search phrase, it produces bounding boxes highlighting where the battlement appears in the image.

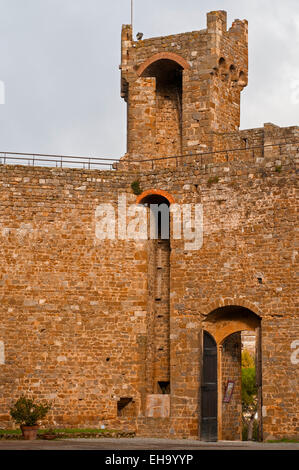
[121,10,247,58]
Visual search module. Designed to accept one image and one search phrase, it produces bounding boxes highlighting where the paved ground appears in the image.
[0,438,298,450]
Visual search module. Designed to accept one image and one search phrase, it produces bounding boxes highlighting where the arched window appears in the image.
[138,193,170,240]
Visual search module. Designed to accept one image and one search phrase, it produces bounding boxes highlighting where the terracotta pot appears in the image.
[41,434,56,440]
[20,425,39,440]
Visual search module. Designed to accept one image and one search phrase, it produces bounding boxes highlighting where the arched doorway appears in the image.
[202,306,262,441]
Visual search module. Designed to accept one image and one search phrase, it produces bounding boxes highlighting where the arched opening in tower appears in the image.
[141,59,183,160]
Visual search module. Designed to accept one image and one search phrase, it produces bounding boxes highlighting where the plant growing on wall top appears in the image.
[207,176,219,187]
[131,180,142,195]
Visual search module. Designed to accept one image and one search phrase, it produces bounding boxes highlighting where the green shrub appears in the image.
[242,367,257,408]
[242,350,258,441]
[10,396,51,426]
[131,180,142,195]
[242,350,255,368]
[207,176,219,187]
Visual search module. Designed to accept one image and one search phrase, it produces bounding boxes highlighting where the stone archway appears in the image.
[136,52,191,77]
[202,305,262,441]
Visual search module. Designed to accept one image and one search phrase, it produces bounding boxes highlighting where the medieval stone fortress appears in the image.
[0,10,298,441]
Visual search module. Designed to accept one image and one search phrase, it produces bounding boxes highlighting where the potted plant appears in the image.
[10,395,51,440]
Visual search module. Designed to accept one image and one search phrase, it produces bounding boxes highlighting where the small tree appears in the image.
[241,350,258,441]
[10,395,51,427]
[242,349,255,368]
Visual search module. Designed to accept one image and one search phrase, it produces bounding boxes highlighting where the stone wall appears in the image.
[241,331,256,354]
[0,127,297,440]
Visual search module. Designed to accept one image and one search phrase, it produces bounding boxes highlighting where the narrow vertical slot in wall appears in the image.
[139,194,171,396]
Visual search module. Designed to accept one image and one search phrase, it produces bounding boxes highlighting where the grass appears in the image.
[0,429,22,435]
[39,428,114,434]
[0,426,135,441]
[267,439,299,444]
[0,427,118,436]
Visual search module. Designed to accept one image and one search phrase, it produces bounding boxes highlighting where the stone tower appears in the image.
[120,11,248,166]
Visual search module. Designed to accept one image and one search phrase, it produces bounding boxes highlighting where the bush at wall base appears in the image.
[10,396,51,440]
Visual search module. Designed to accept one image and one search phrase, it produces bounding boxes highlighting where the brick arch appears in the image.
[136,189,175,205]
[203,318,260,346]
[202,300,262,345]
[137,52,191,77]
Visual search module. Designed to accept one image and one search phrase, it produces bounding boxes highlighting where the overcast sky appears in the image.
[0,0,298,159]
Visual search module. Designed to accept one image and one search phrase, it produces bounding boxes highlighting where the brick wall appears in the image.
[0,129,297,439]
